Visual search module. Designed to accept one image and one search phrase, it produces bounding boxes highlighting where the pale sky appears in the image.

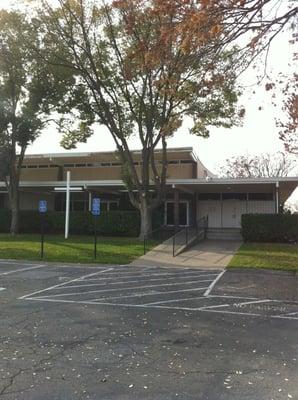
[1,0,298,204]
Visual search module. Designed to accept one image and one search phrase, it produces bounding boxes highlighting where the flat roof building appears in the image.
[0,147,297,231]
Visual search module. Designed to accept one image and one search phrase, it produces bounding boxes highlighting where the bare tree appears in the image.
[218,152,297,178]
[278,74,298,155]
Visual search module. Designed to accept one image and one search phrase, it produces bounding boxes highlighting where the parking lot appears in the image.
[0,260,297,399]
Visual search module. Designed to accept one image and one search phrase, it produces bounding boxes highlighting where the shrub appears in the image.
[0,209,140,236]
[241,214,298,243]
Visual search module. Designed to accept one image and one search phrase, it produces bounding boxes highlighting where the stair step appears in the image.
[206,228,242,241]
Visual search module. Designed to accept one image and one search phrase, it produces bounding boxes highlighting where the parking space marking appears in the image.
[35,280,212,299]
[17,265,298,322]
[80,272,219,282]
[19,267,114,300]
[0,260,38,265]
[54,277,214,290]
[200,299,272,310]
[143,295,208,306]
[88,287,209,302]
[0,264,46,276]
[204,270,225,296]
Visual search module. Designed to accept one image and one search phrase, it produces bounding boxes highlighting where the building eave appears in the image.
[1,176,297,189]
[168,177,298,185]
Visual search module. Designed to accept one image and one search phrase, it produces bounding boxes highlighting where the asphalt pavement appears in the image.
[0,260,297,400]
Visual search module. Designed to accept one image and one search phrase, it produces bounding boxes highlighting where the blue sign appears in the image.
[92,198,100,216]
[39,200,47,213]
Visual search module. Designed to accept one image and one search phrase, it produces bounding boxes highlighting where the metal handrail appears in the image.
[172,225,190,257]
[172,216,209,257]
[143,225,171,255]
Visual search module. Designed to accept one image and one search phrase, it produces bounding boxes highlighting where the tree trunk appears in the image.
[139,199,152,240]
[9,180,19,236]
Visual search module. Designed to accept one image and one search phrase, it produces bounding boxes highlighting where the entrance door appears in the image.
[179,202,189,226]
[222,201,245,228]
[165,201,189,226]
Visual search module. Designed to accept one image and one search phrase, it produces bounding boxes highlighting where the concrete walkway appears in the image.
[132,239,242,269]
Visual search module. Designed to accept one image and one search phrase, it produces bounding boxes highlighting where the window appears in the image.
[166,202,174,225]
[100,200,119,211]
[199,193,220,200]
[222,193,247,200]
[165,201,189,226]
[109,202,118,210]
[73,200,86,211]
[62,192,87,212]
[248,193,273,201]
[180,160,194,164]
[0,193,5,209]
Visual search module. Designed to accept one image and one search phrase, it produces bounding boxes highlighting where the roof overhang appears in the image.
[168,177,298,203]
[1,176,297,202]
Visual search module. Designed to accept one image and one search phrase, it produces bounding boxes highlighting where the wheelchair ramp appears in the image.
[132,239,242,270]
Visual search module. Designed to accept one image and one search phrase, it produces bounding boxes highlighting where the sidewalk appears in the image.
[132,239,242,269]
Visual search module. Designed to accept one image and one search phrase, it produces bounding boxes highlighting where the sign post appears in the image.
[39,200,47,259]
[65,171,71,239]
[91,198,100,260]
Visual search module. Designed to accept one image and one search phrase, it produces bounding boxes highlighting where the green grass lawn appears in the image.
[228,242,298,271]
[0,234,156,264]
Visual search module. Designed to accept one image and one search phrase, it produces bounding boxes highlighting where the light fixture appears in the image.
[54,187,83,192]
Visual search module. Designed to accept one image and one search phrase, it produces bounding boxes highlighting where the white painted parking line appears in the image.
[51,265,114,269]
[81,271,219,279]
[55,277,214,290]
[0,264,46,276]
[208,294,258,300]
[35,280,213,299]
[22,296,298,319]
[80,272,219,282]
[0,260,37,266]
[17,266,297,322]
[0,287,6,292]
[203,270,225,297]
[272,315,298,321]
[143,296,207,306]
[200,308,262,317]
[88,287,209,303]
[18,267,114,300]
[200,299,273,310]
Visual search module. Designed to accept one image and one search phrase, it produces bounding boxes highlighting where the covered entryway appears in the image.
[222,200,247,228]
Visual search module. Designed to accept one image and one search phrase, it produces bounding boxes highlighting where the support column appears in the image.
[275,182,280,214]
[174,188,180,228]
[220,192,223,228]
[193,192,198,227]
[88,192,92,212]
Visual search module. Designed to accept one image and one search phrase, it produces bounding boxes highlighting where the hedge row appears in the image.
[241,214,298,243]
[0,210,140,236]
